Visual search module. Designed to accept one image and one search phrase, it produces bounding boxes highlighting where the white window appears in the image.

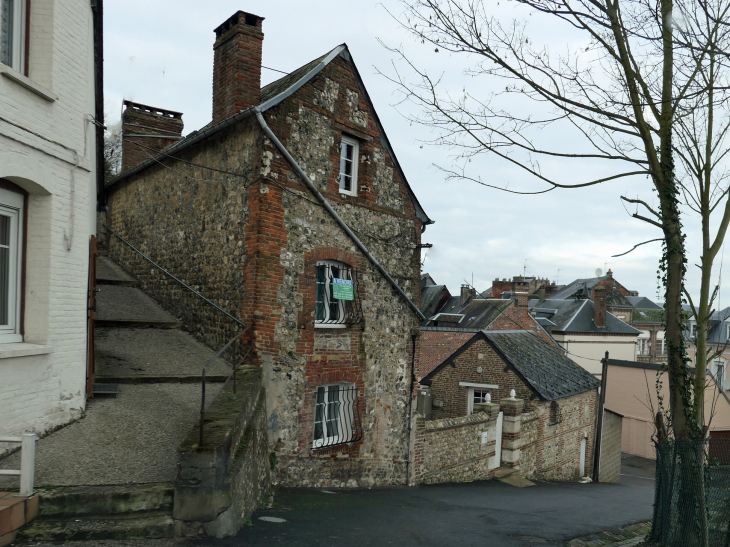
[338,135,359,196]
[657,330,666,356]
[637,331,651,356]
[690,322,698,339]
[313,383,359,448]
[0,187,24,343]
[315,260,352,328]
[713,359,726,384]
[0,0,26,72]
[461,382,498,415]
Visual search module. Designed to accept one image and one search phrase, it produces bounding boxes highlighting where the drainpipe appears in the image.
[253,109,426,323]
[405,332,418,485]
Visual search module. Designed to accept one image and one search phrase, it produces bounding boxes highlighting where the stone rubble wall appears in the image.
[412,411,499,484]
[174,366,271,538]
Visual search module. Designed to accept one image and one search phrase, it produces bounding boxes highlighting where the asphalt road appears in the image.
[196,473,654,547]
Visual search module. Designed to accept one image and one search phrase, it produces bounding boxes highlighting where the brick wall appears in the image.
[107,52,424,487]
[121,101,184,172]
[0,0,96,449]
[599,409,623,484]
[417,329,475,380]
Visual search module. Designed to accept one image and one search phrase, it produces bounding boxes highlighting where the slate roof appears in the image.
[420,284,450,319]
[549,276,607,300]
[626,296,662,310]
[606,288,633,308]
[530,298,641,335]
[426,298,512,328]
[421,331,600,401]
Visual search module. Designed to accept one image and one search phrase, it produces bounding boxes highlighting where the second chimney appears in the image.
[121,101,184,173]
[212,11,265,124]
[593,286,607,328]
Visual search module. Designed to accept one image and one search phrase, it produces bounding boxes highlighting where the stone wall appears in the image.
[412,406,500,484]
[107,117,259,350]
[599,409,623,484]
[174,366,270,538]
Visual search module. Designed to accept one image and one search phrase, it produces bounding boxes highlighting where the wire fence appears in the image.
[651,439,730,547]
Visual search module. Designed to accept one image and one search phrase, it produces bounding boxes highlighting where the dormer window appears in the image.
[339,135,359,196]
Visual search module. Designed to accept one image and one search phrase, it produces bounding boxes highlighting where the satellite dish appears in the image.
[595,268,603,277]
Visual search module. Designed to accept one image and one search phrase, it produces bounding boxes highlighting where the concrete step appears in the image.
[96,256,138,286]
[36,483,173,518]
[17,512,174,542]
[95,285,182,328]
[493,467,518,479]
[95,327,232,379]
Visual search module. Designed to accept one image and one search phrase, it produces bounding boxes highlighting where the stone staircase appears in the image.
[0,256,232,541]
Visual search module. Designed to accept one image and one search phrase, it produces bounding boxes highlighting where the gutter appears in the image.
[254,108,426,322]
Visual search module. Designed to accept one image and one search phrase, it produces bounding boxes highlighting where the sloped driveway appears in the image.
[202,473,654,547]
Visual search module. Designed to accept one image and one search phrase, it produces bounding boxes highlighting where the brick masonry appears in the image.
[106,49,425,487]
[0,0,96,452]
[121,101,184,173]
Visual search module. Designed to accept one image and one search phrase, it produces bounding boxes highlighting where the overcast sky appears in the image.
[104,0,723,307]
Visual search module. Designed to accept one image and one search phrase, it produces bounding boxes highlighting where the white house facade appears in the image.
[0,0,98,452]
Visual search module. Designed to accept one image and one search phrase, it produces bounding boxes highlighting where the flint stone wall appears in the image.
[412,410,499,484]
[174,366,270,538]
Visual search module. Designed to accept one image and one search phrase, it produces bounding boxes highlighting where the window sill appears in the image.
[314,323,346,329]
[0,343,54,359]
[0,64,58,102]
[338,190,358,198]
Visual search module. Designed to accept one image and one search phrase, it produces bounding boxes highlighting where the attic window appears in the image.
[339,135,359,196]
[549,401,562,426]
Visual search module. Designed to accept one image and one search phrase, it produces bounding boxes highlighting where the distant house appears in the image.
[419,330,600,481]
[529,272,642,376]
[606,359,730,459]
[686,307,730,390]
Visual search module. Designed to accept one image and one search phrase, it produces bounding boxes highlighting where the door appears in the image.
[86,236,97,398]
[495,411,503,467]
[580,437,587,477]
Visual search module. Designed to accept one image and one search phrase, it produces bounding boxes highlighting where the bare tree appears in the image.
[104,125,122,181]
[384,0,730,443]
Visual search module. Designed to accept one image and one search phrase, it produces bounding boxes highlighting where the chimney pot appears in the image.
[212,11,265,124]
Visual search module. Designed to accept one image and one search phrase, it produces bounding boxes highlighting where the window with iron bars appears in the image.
[315,261,363,326]
[313,384,363,448]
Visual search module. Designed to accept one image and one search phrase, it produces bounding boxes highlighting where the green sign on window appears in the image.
[332,278,354,301]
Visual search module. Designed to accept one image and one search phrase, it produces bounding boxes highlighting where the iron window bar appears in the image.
[315,263,363,325]
[312,385,363,449]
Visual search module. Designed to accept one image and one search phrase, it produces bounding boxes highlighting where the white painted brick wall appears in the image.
[0,0,96,454]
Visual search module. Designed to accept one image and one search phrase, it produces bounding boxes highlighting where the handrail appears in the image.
[200,326,252,446]
[104,225,246,329]
[0,433,36,496]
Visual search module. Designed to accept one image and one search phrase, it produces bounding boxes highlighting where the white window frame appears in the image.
[462,382,498,415]
[315,259,348,329]
[0,187,23,343]
[1,0,26,73]
[713,358,726,385]
[338,135,359,196]
[657,330,666,356]
[690,322,698,339]
[637,331,651,356]
[312,383,354,448]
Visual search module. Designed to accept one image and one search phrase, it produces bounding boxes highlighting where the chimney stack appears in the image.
[515,292,529,308]
[460,285,472,305]
[212,11,265,124]
[121,101,184,173]
[593,286,607,328]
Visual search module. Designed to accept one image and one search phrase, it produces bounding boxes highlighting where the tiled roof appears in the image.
[485,332,600,400]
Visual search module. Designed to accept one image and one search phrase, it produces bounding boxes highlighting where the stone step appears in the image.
[95,285,182,328]
[493,467,518,479]
[17,512,174,542]
[95,327,232,379]
[36,483,173,518]
[96,256,138,286]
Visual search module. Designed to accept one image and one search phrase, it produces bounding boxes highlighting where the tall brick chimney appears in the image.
[121,101,184,172]
[212,11,264,124]
[514,292,529,308]
[593,286,607,328]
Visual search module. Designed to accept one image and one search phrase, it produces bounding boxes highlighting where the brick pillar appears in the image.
[500,397,523,468]
[514,292,529,308]
[411,416,426,484]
